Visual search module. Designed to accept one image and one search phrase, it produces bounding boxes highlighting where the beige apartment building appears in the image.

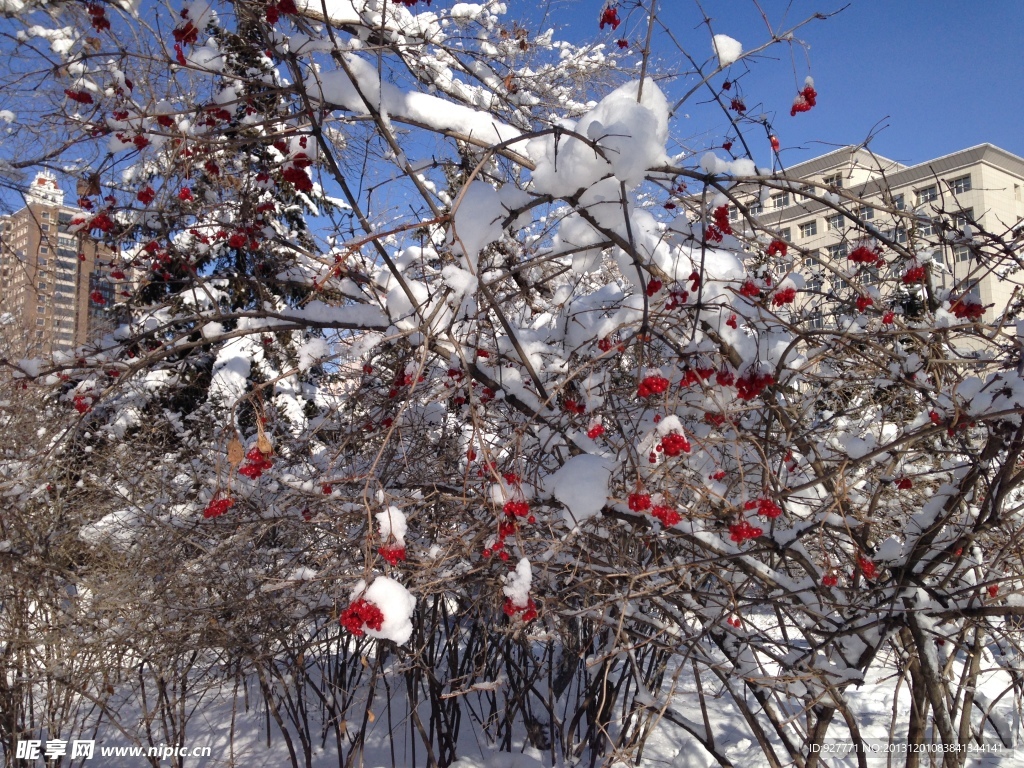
[733,143,1024,324]
[0,172,115,356]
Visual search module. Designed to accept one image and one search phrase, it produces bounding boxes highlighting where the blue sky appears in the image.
[541,0,1024,169]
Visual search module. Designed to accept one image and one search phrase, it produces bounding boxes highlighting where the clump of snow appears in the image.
[527,79,669,196]
[549,454,615,523]
[297,337,330,371]
[451,181,505,270]
[351,577,416,646]
[502,557,532,608]
[441,264,478,296]
[712,34,743,67]
[376,506,407,546]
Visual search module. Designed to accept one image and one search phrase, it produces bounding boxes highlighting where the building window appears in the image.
[918,220,934,237]
[826,243,848,259]
[749,201,763,216]
[823,173,843,188]
[728,205,739,222]
[800,220,817,238]
[770,193,789,210]
[892,193,905,210]
[861,266,880,285]
[37,305,45,314]
[948,175,971,194]
[890,226,908,245]
[39,246,48,254]
[41,224,50,232]
[954,245,972,263]
[38,282,47,291]
[36,318,45,326]
[917,185,938,205]
[826,213,845,231]
[40,211,49,220]
[1016,184,1021,201]
[857,205,874,221]
[953,208,974,229]
[778,227,791,241]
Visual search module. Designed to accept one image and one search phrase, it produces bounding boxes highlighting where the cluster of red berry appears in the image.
[902,265,926,285]
[87,3,110,31]
[735,371,774,401]
[744,497,781,519]
[729,520,763,543]
[790,84,818,116]
[857,555,878,580]
[822,573,838,587]
[848,245,883,266]
[855,295,874,312]
[739,280,760,298]
[628,491,652,512]
[771,287,796,306]
[650,504,681,527]
[586,421,605,439]
[239,447,274,479]
[599,5,620,29]
[203,496,235,519]
[726,615,743,628]
[73,394,93,414]
[265,0,297,23]
[340,598,385,635]
[895,477,913,490]
[503,597,537,622]
[766,240,787,258]
[645,278,662,296]
[378,545,406,565]
[659,433,691,457]
[637,374,669,399]
[950,298,984,320]
[65,89,94,105]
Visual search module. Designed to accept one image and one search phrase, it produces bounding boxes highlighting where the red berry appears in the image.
[988,584,999,598]
[628,492,652,512]
[340,598,384,635]
[902,265,926,285]
[771,287,796,306]
[822,574,838,587]
[599,6,620,29]
[637,374,669,399]
[203,496,235,519]
[858,555,878,580]
[378,545,406,565]
[651,505,681,527]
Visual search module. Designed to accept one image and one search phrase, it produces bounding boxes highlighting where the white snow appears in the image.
[376,506,408,545]
[527,79,669,196]
[297,337,330,371]
[352,576,416,646]
[502,557,532,608]
[712,34,743,67]
[549,454,615,523]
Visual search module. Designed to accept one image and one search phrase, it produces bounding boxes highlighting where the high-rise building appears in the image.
[0,172,115,356]
[727,143,1024,324]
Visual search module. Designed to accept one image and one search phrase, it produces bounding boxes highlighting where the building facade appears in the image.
[731,143,1024,324]
[0,172,116,356]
